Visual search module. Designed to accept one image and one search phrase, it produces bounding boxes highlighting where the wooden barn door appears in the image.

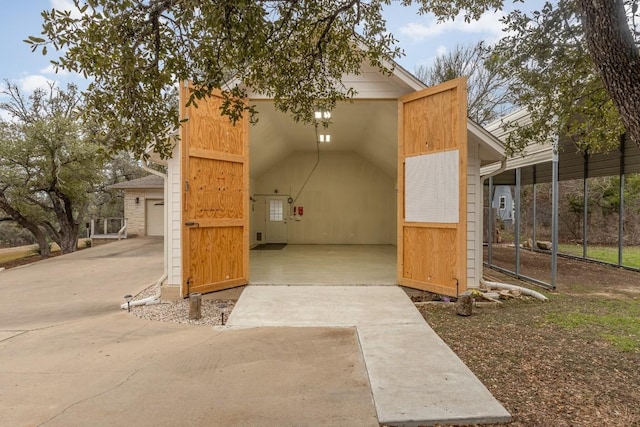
[180,84,249,297]
[397,78,467,297]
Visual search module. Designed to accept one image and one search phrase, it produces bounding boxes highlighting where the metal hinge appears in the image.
[185,221,199,228]
[185,181,189,192]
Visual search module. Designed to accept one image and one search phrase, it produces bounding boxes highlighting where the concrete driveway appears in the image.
[0,238,378,427]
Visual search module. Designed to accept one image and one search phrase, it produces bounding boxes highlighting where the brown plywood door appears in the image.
[397,78,467,297]
[180,84,249,297]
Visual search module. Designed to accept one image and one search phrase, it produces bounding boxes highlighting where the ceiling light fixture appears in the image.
[314,111,331,120]
[318,134,331,143]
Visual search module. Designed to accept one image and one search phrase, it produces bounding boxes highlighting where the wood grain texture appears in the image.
[187,157,243,219]
[181,84,249,297]
[186,226,244,293]
[397,78,468,297]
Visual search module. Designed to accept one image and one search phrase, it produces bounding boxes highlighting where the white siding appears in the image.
[167,144,182,287]
[467,142,481,288]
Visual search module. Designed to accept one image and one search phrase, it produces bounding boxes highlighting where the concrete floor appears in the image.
[250,244,397,285]
[227,285,512,426]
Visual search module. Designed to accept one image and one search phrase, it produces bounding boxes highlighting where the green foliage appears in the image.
[30,0,508,159]
[0,82,108,253]
[489,0,638,155]
[546,299,640,352]
[558,244,640,268]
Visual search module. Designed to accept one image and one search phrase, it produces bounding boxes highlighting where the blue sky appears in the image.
[0,0,542,106]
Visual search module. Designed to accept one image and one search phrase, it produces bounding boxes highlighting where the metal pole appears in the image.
[583,152,589,259]
[618,134,626,266]
[551,139,559,289]
[532,166,537,250]
[488,178,495,262]
[514,168,521,275]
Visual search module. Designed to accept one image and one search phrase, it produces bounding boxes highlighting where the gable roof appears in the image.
[108,174,164,190]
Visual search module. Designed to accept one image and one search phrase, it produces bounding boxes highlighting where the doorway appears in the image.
[255,195,289,244]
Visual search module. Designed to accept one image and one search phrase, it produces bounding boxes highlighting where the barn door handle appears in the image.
[185,221,200,228]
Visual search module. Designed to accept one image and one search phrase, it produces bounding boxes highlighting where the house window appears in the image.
[499,195,506,210]
[269,199,283,221]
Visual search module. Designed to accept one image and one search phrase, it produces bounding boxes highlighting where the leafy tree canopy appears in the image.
[0,82,139,254]
[28,0,504,159]
[28,0,640,158]
[489,0,640,154]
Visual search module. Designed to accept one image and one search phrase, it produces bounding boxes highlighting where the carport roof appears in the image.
[108,174,164,190]
[480,109,640,185]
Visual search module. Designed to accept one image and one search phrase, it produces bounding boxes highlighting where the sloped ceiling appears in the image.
[250,100,398,179]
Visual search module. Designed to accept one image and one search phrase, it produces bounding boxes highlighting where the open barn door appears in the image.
[397,78,467,297]
[180,85,249,297]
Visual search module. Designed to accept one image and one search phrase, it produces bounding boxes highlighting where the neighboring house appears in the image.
[492,185,514,223]
[108,175,165,237]
[148,60,524,299]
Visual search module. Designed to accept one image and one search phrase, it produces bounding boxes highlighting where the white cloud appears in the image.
[0,109,11,122]
[17,75,56,93]
[435,45,448,56]
[399,10,506,43]
[50,0,83,19]
[40,64,70,76]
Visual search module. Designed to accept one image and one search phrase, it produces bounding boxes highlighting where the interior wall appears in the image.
[253,151,396,244]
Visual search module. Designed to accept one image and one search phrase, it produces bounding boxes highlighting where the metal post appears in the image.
[551,139,559,289]
[514,168,521,275]
[488,177,494,265]
[583,152,589,259]
[618,134,626,266]
[532,166,537,249]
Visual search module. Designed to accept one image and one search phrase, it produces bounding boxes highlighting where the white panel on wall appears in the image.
[405,150,459,223]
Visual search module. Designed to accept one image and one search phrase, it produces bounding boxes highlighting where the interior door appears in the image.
[180,84,249,297]
[265,196,289,243]
[397,78,467,297]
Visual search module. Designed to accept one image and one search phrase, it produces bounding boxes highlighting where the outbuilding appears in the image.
[107,174,165,237]
[156,63,507,298]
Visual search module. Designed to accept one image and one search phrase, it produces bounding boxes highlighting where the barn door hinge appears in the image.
[185,181,189,192]
[185,221,200,228]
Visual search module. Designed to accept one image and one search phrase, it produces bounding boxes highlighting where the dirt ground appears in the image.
[417,246,640,426]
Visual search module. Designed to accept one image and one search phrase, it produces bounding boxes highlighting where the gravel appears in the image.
[127,284,236,326]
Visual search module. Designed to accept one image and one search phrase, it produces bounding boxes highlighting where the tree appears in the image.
[28,1,640,157]
[0,82,106,255]
[28,0,507,159]
[414,42,512,125]
[489,0,639,154]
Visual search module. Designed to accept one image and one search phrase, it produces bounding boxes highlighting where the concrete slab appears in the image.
[227,285,425,327]
[359,324,511,426]
[228,285,511,426]
[1,318,378,427]
[250,245,397,285]
[0,240,379,427]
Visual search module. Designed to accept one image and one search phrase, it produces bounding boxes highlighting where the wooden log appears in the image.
[456,295,473,316]
[189,292,202,320]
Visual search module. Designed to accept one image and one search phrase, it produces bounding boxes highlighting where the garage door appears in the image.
[145,199,164,236]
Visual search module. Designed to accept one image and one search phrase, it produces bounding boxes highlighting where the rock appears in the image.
[523,238,532,249]
[499,290,513,300]
[456,295,473,316]
[537,240,553,250]
[484,292,501,300]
